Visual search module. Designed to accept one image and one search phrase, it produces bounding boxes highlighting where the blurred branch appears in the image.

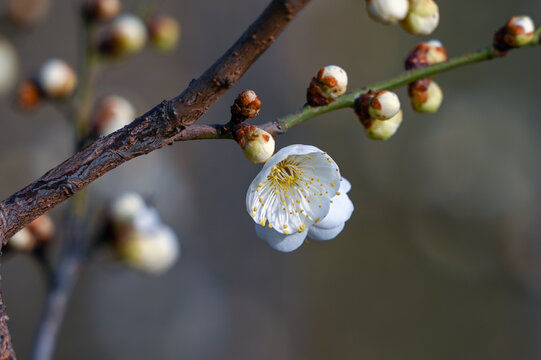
[0,282,16,360]
[0,0,311,242]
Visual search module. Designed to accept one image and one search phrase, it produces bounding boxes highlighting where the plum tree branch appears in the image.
[0,0,311,243]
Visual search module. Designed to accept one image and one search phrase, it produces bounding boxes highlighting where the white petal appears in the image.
[255,224,307,252]
[315,192,354,229]
[308,222,345,241]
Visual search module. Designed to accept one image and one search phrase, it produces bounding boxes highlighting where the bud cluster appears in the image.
[8,214,55,252]
[404,40,446,113]
[366,0,440,36]
[494,16,536,55]
[107,192,180,275]
[355,90,403,140]
[306,65,348,106]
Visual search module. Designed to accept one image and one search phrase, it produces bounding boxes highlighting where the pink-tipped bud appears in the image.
[99,13,148,57]
[366,0,409,25]
[368,90,401,120]
[91,95,136,136]
[234,125,275,164]
[400,0,440,36]
[82,0,121,22]
[307,65,348,106]
[147,15,181,52]
[35,58,77,99]
[230,90,261,122]
[409,78,443,113]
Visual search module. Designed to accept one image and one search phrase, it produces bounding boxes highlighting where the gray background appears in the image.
[1,0,541,359]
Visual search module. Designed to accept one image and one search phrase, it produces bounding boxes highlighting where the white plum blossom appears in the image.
[246,145,354,252]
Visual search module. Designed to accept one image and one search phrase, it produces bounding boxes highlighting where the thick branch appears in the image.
[0,0,311,242]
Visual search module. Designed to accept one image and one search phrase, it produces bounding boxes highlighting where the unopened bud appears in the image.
[365,110,403,140]
[147,15,181,52]
[82,0,121,22]
[109,192,148,227]
[366,0,409,25]
[17,80,42,109]
[91,95,136,136]
[409,79,443,113]
[494,16,535,53]
[368,90,401,120]
[307,65,348,106]
[234,125,275,164]
[27,214,55,243]
[230,90,261,122]
[36,58,77,99]
[118,225,180,275]
[8,227,36,251]
[0,37,18,96]
[99,14,148,57]
[401,0,440,36]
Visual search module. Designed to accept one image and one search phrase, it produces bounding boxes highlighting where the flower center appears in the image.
[268,158,302,188]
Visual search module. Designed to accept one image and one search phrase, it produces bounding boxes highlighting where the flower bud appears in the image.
[368,90,401,120]
[0,37,18,96]
[365,110,403,140]
[109,192,148,227]
[230,90,261,122]
[307,65,348,106]
[35,58,77,99]
[234,125,275,164]
[117,225,180,275]
[16,80,42,109]
[27,214,55,243]
[7,0,50,26]
[82,0,121,22]
[147,15,181,52]
[99,14,148,57]
[366,0,409,25]
[400,0,440,36]
[91,95,136,136]
[409,78,443,113]
[494,16,535,53]
[8,227,36,251]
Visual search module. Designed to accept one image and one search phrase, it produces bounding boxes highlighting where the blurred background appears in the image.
[1,0,541,359]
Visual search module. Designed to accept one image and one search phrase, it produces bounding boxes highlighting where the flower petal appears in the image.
[315,190,354,229]
[255,224,307,252]
[308,222,345,241]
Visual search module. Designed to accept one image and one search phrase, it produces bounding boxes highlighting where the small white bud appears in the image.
[366,0,409,25]
[365,110,403,140]
[109,192,148,226]
[92,95,136,135]
[234,125,275,164]
[9,228,35,251]
[0,37,18,96]
[368,90,401,120]
[100,13,148,56]
[316,65,348,99]
[410,79,443,113]
[36,58,77,99]
[401,0,440,36]
[119,225,180,275]
[507,16,535,46]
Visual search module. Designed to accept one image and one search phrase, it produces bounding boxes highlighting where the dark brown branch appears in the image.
[0,0,311,242]
[0,273,16,360]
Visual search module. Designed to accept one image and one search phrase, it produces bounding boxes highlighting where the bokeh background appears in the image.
[1,0,541,359]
